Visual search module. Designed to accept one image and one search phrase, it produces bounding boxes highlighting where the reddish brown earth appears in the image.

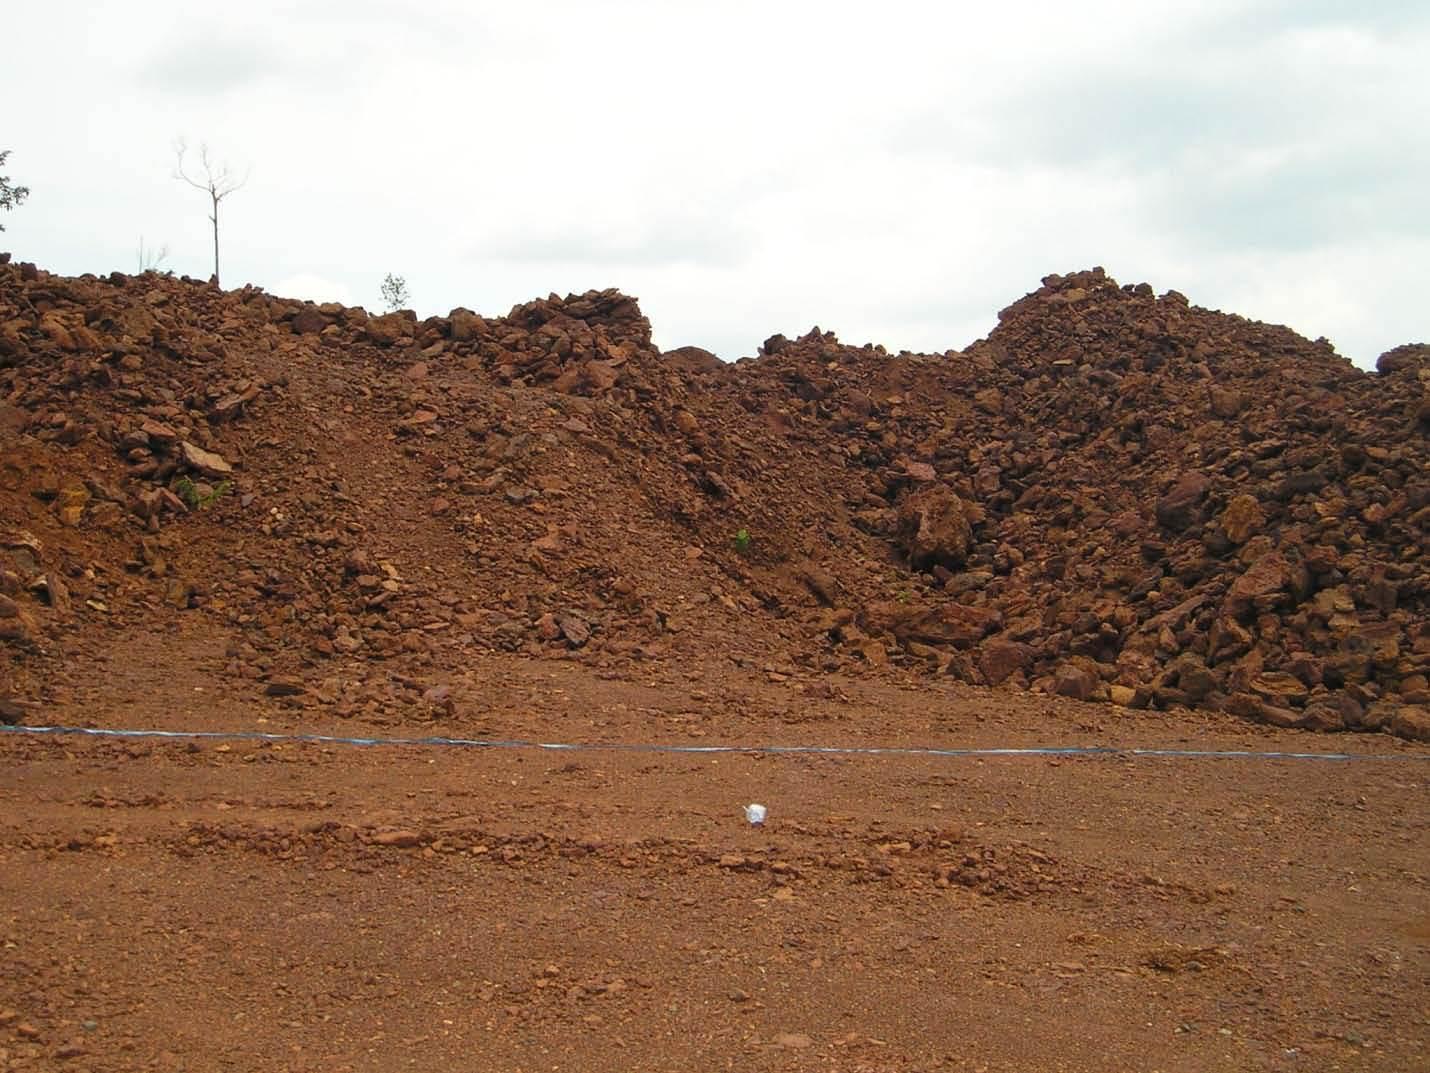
[2,643,1427,1072]
[0,256,1427,1070]
[2,259,1426,739]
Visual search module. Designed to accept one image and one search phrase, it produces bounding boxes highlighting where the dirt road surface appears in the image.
[2,640,1426,1072]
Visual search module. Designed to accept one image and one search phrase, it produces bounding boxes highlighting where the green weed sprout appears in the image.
[175,476,233,510]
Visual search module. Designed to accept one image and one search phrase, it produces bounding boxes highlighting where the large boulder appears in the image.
[662,346,724,375]
[290,308,327,335]
[897,486,972,571]
[1155,473,1211,532]
[448,308,487,342]
[979,637,1037,685]
[861,601,1000,648]
[1389,706,1430,742]
[1224,551,1291,618]
[1053,659,1103,701]
[366,311,415,346]
[1375,343,1430,375]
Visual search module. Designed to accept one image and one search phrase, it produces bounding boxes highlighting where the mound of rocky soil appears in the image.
[1,255,1425,738]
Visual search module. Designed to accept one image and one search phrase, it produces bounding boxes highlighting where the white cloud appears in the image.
[2,1,1426,366]
[270,273,358,307]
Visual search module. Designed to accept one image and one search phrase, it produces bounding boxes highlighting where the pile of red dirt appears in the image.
[1,257,1425,737]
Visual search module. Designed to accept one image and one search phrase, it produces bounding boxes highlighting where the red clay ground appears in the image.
[2,260,1427,1070]
[2,628,1426,1073]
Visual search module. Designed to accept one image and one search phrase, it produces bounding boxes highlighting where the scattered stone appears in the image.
[1108,684,1138,707]
[0,259,1424,742]
[179,441,233,479]
[1155,473,1210,532]
[1224,552,1291,617]
[978,638,1036,685]
[1389,706,1430,742]
[291,308,327,335]
[1053,662,1101,701]
[1220,495,1264,544]
[372,830,422,848]
[1249,672,1309,708]
[555,613,591,647]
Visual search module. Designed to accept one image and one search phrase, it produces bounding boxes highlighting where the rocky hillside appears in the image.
[1,256,1426,738]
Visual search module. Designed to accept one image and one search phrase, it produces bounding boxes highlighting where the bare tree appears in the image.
[0,149,30,231]
[137,236,171,274]
[173,138,247,286]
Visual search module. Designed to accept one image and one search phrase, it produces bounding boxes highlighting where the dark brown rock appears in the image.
[978,638,1036,685]
[662,346,723,374]
[1389,706,1430,742]
[1053,662,1100,701]
[448,308,487,342]
[291,308,327,335]
[1375,343,1429,375]
[1208,386,1245,418]
[1224,552,1291,617]
[1299,703,1345,732]
[556,613,591,647]
[897,486,972,571]
[1249,671,1310,708]
[863,601,1000,648]
[1155,473,1210,532]
[367,312,414,346]
[1220,495,1264,544]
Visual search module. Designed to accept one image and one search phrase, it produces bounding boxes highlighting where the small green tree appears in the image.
[0,150,30,231]
[381,273,411,312]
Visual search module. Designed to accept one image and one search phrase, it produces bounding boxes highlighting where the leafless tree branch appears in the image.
[173,137,248,286]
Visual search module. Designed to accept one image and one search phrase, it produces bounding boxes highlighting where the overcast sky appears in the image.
[4,1,1426,365]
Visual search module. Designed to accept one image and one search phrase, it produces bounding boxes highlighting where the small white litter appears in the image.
[744,803,767,826]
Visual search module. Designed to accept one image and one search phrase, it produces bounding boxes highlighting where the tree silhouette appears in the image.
[174,139,247,285]
[0,150,30,231]
[137,236,171,274]
[381,273,411,312]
